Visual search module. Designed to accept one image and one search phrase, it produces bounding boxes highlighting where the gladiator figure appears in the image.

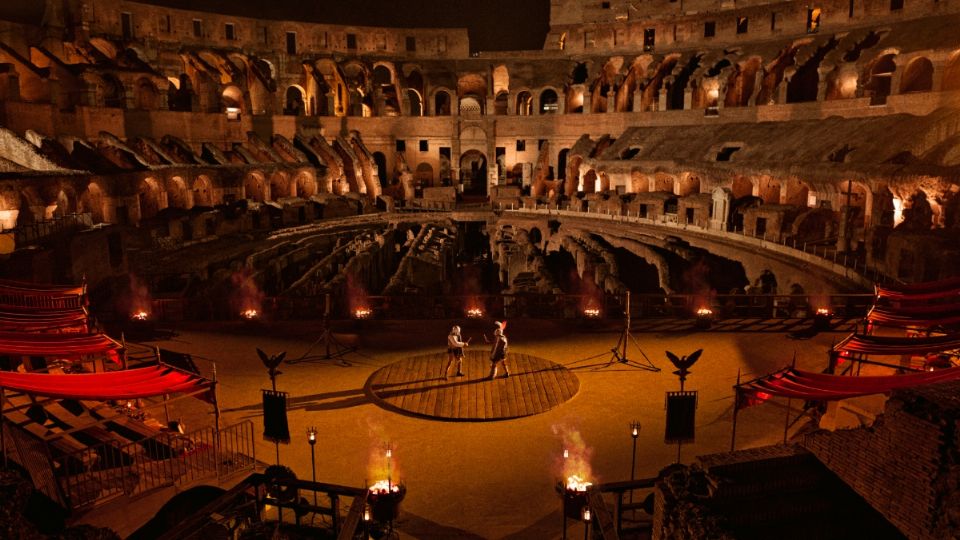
[444,325,468,379]
[486,321,510,379]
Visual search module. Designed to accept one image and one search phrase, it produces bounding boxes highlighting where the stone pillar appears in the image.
[632,89,642,111]
[582,91,592,113]
[657,87,668,111]
[683,88,692,110]
[606,93,616,112]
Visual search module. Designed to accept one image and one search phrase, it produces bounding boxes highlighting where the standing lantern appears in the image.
[307,427,317,511]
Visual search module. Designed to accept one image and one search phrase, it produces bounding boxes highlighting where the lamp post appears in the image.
[582,506,592,540]
[629,421,641,504]
[307,427,318,511]
[385,443,393,491]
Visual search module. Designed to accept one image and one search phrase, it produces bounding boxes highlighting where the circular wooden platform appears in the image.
[365,351,580,421]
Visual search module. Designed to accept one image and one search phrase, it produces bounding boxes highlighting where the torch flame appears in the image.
[696,307,713,316]
[132,310,149,321]
[241,309,259,320]
[369,479,400,494]
[354,307,372,319]
[566,475,592,492]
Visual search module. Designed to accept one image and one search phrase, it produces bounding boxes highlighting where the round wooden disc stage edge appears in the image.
[365,351,580,421]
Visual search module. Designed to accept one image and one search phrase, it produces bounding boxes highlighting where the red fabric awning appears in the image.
[0,331,122,363]
[0,308,89,333]
[737,366,960,407]
[876,277,960,303]
[0,279,86,310]
[867,305,960,328]
[0,365,210,400]
[834,333,960,355]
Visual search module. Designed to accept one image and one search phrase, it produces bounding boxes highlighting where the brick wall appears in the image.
[801,399,944,539]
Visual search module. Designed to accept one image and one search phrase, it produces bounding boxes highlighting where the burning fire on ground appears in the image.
[553,425,594,492]
[354,307,372,319]
[815,307,832,316]
[583,307,601,318]
[369,479,401,495]
[696,307,713,317]
[127,275,152,322]
[241,309,259,320]
[466,307,484,318]
[231,267,264,322]
[131,310,149,321]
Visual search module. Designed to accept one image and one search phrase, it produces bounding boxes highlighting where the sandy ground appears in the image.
[81,318,846,539]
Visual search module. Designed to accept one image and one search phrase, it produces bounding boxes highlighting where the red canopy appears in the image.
[876,277,960,303]
[0,307,89,333]
[0,331,122,363]
[738,366,960,406]
[867,305,960,328]
[0,365,210,400]
[0,279,86,310]
[834,333,960,356]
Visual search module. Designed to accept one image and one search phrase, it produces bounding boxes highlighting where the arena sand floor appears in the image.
[79,318,848,538]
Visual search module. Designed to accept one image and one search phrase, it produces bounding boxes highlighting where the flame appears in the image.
[566,475,592,491]
[369,479,400,494]
[553,425,594,490]
[241,309,259,320]
[583,308,600,318]
[696,307,713,316]
[815,307,831,316]
[466,307,484,318]
[231,268,264,319]
[131,310,149,321]
[354,307,372,319]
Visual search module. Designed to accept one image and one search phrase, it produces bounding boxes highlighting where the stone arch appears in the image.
[864,53,897,105]
[494,91,509,115]
[294,171,317,198]
[433,88,452,116]
[565,155,583,196]
[459,150,488,196]
[167,176,190,209]
[724,58,762,107]
[566,86,584,113]
[597,171,611,192]
[415,163,434,187]
[269,171,292,199]
[492,65,509,95]
[757,176,781,204]
[284,85,306,115]
[192,175,214,207]
[944,51,960,91]
[135,77,160,110]
[516,91,533,115]
[631,169,650,193]
[101,73,126,108]
[731,176,754,199]
[539,88,559,114]
[582,169,598,194]
[138,177,164,221]
[244,171,268,202]
[79,182,107,223]
[49,185,78,218]
[406,89,423,116]
[372,152,389,188]
[222,85,244,112]
[558,149,569,180]
[899,57,933,93]
[677,174,701,197]
[653,173,674,193]
[457,73,487,111]
[15,188,42,227]
[459,95,482,115]
[784,179,812,207]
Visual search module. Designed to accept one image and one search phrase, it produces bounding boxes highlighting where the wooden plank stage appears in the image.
[365,351,580,421]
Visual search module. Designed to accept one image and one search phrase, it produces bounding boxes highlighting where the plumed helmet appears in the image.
[451,325,461,334]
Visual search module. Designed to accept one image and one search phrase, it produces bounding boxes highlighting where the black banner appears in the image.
[665,390,697,443]
[262,389,290,444]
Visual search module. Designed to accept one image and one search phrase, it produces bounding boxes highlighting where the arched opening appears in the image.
[295,172,317,198]
[731,176,754,199]
[415,163,434,187]
[406,89,423,116]
[459,95,482,115]
[539,89,558,114]
[784,179,811,207]
[558,149,569,180]
[900,57,933,93]
[724,58,761,107]
[516,91,532,115]
[135,78,159,110]
[373,152,389,188]
[222,85,244,112]
[565,155,583,196]
[582,170,597,194]
[192,175,214,207]
[631,170,649,193]
[372,65,392,85]
[459,150,488,196]
[944,52,960,91]
[492,65,509,95]
[677,175,701,197]
[653,174,674,193]
[16,192,37,228]
[244,172,268,202]
[167,177,190,209]
[757,177,781,204]
[865,54,897,105]
[269,172,291,199]
[138,178,163,221]
[494,91,509,115]
[80,183,106,223]
[101,74,126,108]
[284,85,306,115]
[597,172,610,192]
[566,87,584,113]
[434,90,452,116]
[50,188,76,218]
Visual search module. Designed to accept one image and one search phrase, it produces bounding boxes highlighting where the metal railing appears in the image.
[55,420,255,511]
[4,213,95,246]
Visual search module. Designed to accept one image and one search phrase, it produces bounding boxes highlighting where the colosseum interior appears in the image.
[0,0,959,538]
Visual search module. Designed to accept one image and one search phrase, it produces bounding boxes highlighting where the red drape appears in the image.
[0,366,210,400]
[0,331,122,363]
[866,306,960,328]
[834,333,960,355]
[876,277,960,302]
[737,366,960,407]
[0,308,89,333]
